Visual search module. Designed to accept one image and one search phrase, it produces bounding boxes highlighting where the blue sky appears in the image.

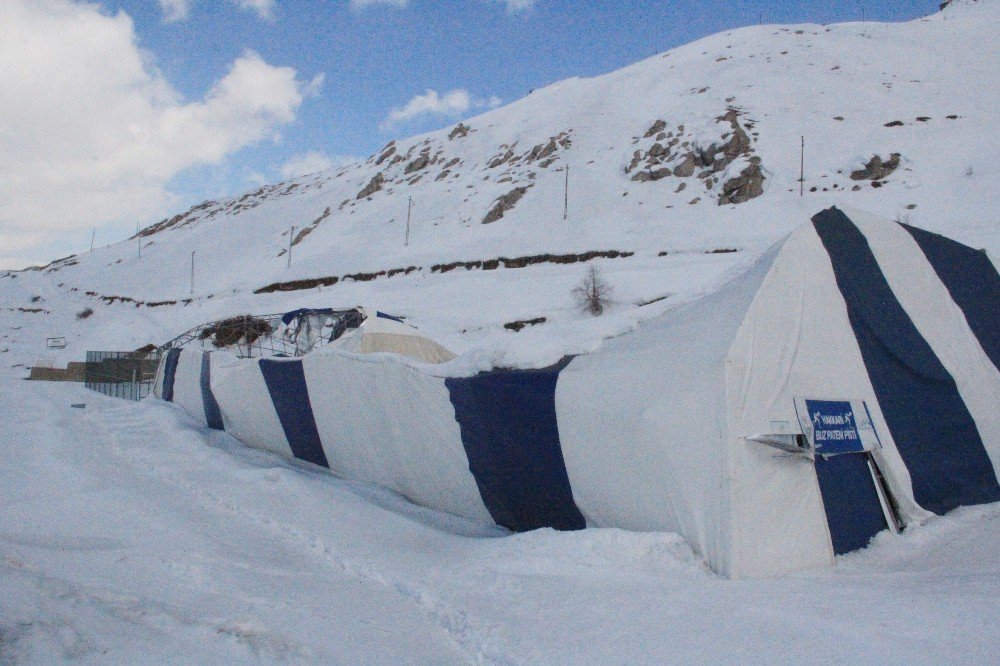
[131,0,939,170]
[0,0,940,268]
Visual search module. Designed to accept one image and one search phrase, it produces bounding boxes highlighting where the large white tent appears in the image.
[154,207,999,577]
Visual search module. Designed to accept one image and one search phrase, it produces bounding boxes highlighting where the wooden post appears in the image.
[90,228,96,252]
[405,197,412,247]
[799,135,805,197]
[288,225,295,268]
[563,165,569,220]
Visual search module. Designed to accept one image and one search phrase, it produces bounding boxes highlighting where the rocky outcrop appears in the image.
[488,145,517,169]
[356,172,385,199]
[405,152,430,174]
[643,119,667,138]
[627,108,764,206]
[375,142,396,165]
[719,157,764,205]
[524,132,571,164]
[482,187,529,224]
[448,123,470,140]
[633,168,672,182]
[850,153,901,181]
[290,207,331,247]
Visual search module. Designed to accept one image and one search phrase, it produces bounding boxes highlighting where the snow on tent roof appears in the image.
[153,207,1000,578]
[324,307,456,364]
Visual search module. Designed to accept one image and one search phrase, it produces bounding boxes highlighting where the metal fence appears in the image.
[84,350,161,401]
[159,308,364,359]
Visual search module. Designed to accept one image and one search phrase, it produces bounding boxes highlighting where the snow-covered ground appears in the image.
[2,1,999,661]
[2,378,999,664]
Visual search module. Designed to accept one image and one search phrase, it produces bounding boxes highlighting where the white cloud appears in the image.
[380,89,501,131]
[230,0,276,20]
[350,0,408,10]
[350,0,532,13]
[486,0,536,12]
[0,0,320,267]
[279,152,360,179]
[159,0,276,22]
[159,0,191,22]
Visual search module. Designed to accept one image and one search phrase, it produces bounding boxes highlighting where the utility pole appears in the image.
[799,136,805,197]
[136,222,141,259]
[563,165,569,220]
[190,251,195,296]
[405,197,413,247]
[90,228,96,252]
[288,225,295,268]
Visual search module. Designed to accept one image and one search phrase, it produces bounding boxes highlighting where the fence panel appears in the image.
[84,351,161,401]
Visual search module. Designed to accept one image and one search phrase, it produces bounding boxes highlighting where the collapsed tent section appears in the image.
[153,207,1000,578]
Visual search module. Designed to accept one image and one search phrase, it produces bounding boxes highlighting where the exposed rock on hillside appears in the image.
[375,142,396,165]
[627,108,763,205]
[850,153,902,181]
[405,151,431,174]
[356,173,385,199]
[290,207,332,247]
[483,187,529,224]
[448,123,471,140]
[719,157,765,205]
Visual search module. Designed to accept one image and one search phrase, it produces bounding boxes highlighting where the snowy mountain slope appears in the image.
[2,1,998,372]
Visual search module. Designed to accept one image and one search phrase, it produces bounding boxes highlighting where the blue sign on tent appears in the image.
[804,399,865,455]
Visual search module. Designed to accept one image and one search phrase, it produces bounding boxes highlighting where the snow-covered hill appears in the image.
[2,1,998,373]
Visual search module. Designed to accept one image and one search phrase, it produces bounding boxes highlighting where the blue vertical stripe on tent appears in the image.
[902,223,1000,371]
[812,207,1000,514]
[161,348,181,402]
[814,454,888,554]
[258,359,329,468]
[445,359,585,532]
[200,353,225,431]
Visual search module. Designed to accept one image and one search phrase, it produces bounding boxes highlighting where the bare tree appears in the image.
[573,265,613,316]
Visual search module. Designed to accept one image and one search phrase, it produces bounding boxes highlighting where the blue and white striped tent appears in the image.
[154,207,999,578]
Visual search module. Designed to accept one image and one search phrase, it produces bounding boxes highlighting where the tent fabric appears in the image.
[814,454,888,555]
[259,359,329,468]
[813,208,1000,514]
[200,352,225,431]
[446,359,585,532]
[152,207,999,578]
[160,348,181,402]
[302,354,492,523]
[326,309,456,364]
[902,223,1000,370]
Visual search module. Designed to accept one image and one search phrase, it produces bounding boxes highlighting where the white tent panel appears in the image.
[209,353,294,459]
[555,244,780,576]
[302,354,492,523]
[170,350,207,426]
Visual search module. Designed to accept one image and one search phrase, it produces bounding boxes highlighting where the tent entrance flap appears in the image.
[796,397,902,552]
[815,453,890,554]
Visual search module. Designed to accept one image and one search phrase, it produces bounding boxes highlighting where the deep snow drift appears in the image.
[2,1,999,661]
[2,381,999,664]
